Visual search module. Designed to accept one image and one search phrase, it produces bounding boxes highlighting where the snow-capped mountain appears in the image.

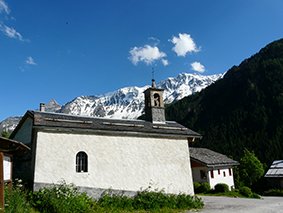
[0,72,223,133]
[60,73,223,119]
[0,116,22,134]
[0,99,61,135]
[42,99,61,112]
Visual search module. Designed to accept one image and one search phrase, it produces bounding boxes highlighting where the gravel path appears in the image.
[188,195,283,213]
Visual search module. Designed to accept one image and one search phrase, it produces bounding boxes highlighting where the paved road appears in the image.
[189,196,283,213]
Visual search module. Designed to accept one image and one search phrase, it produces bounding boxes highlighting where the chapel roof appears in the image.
[265,160,283,178]
[13,110,201,139]
[189,147,239,168]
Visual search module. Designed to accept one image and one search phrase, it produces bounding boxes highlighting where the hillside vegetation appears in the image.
[166,38,283,165]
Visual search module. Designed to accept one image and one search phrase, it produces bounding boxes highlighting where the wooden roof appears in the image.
[0,137,30,155]
[12,111,201,139]
[189,147,239,168]
[265,160,283,178]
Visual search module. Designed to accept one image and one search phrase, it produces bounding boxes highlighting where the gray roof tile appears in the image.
[26,110,201,138]
[265,160,283,177]
[189,147,239,167]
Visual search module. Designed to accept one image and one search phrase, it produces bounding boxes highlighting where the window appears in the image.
[223,171,226,177]
[229,168,232,176]
[200,170,207,179]
[218,169,220,175]
[153,93,160,107]
[76,151,88,172]
[210,170,214,178]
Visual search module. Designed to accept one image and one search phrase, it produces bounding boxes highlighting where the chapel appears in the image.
[10,80,201,197]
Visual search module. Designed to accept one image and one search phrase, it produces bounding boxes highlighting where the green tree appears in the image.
[1,131,10,138]
[239,149,264,187]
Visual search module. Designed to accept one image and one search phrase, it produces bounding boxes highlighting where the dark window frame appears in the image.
[200,170,207,179]
[210,170,214,179]
[76,151,88,173]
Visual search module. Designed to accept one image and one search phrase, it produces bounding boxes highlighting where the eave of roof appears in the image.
[17,110,201,138]
[265,160,283,178]
[190,147,239,167]
[0,137,30,155]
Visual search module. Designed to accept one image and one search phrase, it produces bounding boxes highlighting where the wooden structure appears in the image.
[0,137,30,210]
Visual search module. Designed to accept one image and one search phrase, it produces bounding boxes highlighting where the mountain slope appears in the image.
[59,73,222,119]
[0,116,22,133]
[0,99,61,134]
[0,73,222,133]
[166,38,283,165]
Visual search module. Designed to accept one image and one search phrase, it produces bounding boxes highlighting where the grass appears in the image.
[196,189,261,199]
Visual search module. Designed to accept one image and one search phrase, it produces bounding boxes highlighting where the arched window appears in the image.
[153,93,160,107]
[76,151,88,172]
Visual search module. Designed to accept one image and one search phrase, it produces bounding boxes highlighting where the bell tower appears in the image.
[144,79,166,123]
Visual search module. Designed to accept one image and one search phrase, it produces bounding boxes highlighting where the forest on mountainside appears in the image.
[166,38,283,166]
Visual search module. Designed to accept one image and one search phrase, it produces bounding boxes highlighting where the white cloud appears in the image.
[0,1,27,42]
[161,59,169,66]
[191,61,205,72]
[171,33,199,57]
[0,0,10,14]
[26,56,37,65]
[129,45,167,66]
[0,23,24,41]
[148,37,160,46]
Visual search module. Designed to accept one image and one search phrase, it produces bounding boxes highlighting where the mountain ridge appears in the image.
[0,72,222,133]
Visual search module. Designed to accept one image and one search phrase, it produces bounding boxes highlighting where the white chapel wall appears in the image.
[34,131,194,195]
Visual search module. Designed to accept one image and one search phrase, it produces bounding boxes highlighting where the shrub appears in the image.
[98,193,133,211]
[98,190,204,211]
[239,149,264,188]
[4,181,34,213]
[264,189,283,196]
[214,183,229,193]
[193,182,201,193]
[239,186,253,197]
[29,182,204,212]
[196,182,211,194]
[251,192,261,199]
[30,182,94,213]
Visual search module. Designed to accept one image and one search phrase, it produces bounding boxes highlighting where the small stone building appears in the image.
[190,147,239,190]
[10,80,201,197]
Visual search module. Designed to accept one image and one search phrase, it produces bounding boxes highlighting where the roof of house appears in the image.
[11,110,201,139]
[0,137,30,155]
[189,147,239,168]
[265,160,283,178]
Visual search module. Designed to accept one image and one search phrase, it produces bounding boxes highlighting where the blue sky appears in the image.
[1,0,283,121]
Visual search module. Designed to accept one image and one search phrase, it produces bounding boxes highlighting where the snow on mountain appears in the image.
[0,99,62,134]
[0,72,223,133]
[60,73,223,119]
[161,73,223,103]
[59,86,148,119]
[0,116,22,133]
